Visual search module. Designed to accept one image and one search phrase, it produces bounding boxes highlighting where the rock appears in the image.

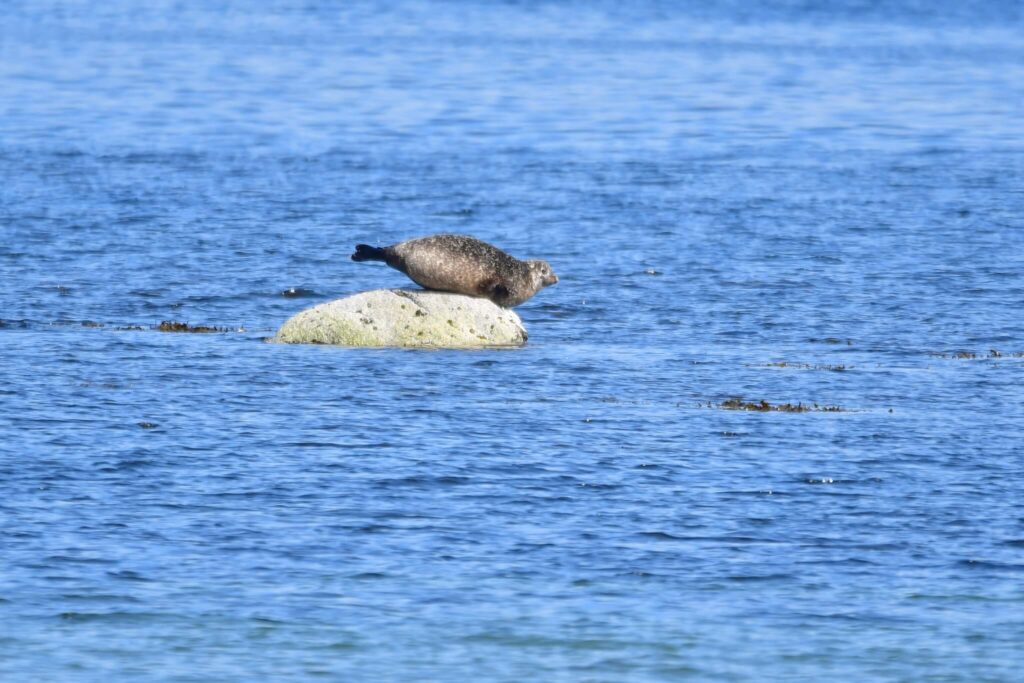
[273,289,528,348]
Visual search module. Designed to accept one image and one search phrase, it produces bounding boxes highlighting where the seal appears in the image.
[351,234,558,307]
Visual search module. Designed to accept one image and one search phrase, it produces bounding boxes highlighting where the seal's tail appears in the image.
[352,244,387,262]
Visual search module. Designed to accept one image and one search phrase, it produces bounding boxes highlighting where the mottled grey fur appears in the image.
[352,234,558,307]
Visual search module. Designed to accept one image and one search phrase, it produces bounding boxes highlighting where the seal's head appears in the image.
[528,260,559,289]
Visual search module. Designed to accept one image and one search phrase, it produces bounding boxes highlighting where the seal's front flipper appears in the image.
[477,278,510,305]
[352,244,387,262]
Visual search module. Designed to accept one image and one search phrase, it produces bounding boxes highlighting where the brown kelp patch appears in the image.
[707,398,849,413]
[156,321,230,333]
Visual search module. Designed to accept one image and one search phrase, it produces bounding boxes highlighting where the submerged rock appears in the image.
[273,289,528,348]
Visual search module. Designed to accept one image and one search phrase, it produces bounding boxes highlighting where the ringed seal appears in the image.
[351,234,558,308]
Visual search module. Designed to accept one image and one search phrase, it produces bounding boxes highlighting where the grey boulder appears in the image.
[273,289,528,348]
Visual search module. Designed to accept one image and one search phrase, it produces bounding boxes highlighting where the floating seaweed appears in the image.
[929,349,1024,359]
[156,321,229,333]
[710,398,848,413]
[754,362,849,371]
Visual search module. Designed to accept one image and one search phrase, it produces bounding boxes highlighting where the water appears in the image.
[2,1,1024,680]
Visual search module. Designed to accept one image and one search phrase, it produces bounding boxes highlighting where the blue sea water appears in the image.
[2,1,1024,680]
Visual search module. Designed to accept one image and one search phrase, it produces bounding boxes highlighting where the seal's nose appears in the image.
[546,273,559,286]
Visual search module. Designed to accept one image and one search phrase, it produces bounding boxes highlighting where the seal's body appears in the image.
[352,234,557,308]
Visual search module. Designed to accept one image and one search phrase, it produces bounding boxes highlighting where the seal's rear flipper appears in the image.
[352,244,387,262]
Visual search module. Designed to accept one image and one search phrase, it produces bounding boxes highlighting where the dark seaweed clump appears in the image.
[715,398,847,413]
[808,337,853,346]
[281,287,318,298]
[156,321,228,333]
